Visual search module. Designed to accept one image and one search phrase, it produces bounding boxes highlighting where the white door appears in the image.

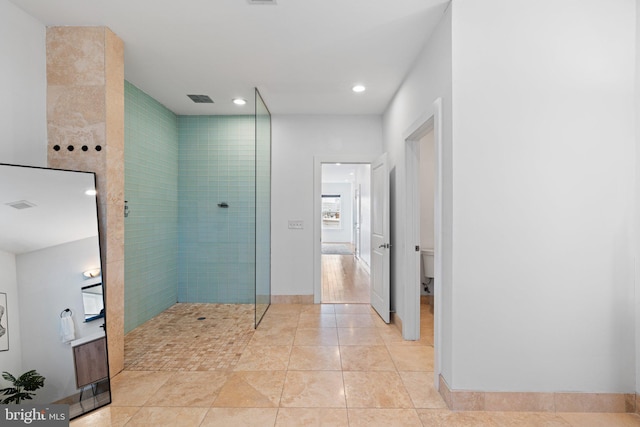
[371,153,390,323]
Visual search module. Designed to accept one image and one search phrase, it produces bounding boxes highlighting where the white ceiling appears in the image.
[322,163,369,184]
[9,0,449,115]
[0,165,99,254]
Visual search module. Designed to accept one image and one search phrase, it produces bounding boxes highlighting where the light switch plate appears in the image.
[288,220,303,229]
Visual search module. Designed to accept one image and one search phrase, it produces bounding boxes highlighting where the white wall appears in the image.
[450,0,635,392]
[0,0,46,167]
[321,182,353,243]
[382,5,453,375]
[0,250,22,382]
[271,115,382,296]
[419,130,435,250]
[635,0,640,395]
[356,164,372,268]
[16,237,103,403]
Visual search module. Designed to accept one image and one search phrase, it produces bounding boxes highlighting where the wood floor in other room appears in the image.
[322,254,370,303]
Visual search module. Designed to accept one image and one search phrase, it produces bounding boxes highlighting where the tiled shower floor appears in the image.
[124,303,255,371]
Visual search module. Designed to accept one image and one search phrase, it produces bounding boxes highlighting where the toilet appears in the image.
[420,248,434,290]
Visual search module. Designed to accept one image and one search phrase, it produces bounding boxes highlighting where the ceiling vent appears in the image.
[187,94,214,104]
[6,200,36,210]
[247,0,277,4]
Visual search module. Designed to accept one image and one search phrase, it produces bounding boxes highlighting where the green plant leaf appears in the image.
[16,370,45,391]
[0,370,45,404]
[1,371,16,383]
[0,387,18,395]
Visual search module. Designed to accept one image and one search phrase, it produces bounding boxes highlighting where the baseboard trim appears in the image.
[438,375,637,413]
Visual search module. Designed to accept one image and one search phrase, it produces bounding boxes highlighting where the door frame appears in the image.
[403,98,443,388]
[313,155,376,304]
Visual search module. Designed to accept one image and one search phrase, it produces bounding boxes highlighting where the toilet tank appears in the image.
[421,249,434,278]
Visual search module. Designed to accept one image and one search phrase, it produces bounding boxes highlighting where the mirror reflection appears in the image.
[81,283,104,322]
[0,164,110,419]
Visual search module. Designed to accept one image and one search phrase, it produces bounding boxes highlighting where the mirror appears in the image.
[81,283,104,322]
[0,163,110,419]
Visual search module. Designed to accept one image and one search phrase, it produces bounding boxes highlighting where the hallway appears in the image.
[321,254,370,303]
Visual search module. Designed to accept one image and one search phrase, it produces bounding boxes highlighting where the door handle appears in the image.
[378,243,391,249]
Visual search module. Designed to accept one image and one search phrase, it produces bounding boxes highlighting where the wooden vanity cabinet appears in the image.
[72,336,108,389]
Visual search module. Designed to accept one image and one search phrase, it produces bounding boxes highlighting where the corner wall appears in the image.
[381,5,453,377]
[635,0,640,400]
[0,0,46,166]
[0,251,21,380]
[124,81,178,332]
[46,26,125,375]
[16,237,102,404]
[450,0,635,392]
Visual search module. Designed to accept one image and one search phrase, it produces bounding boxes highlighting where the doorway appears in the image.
[320,163,371,303]
[313,158,373,304]
[404,99,443,389]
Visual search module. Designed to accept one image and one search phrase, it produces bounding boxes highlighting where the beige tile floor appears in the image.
[71,303,640,426]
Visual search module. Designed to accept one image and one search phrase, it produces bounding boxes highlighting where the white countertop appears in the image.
[69,331,105,347]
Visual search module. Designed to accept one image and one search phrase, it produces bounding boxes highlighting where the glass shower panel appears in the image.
[255,88,271,327]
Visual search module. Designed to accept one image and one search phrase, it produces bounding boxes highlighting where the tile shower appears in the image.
[177,115,256,304]
[124,81,270,333]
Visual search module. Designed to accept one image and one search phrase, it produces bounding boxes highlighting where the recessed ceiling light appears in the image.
[85,189,97,196]
[233,98,247,106]
[352,85,366,93]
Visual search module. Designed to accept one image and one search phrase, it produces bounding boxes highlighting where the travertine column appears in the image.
[46,27,124,376]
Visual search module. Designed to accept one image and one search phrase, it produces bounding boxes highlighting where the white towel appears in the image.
[60,314,75,343]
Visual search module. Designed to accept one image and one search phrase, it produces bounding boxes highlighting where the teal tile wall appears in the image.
[124,81,179,333]
[177,116,256,303]
[125,84,263,328]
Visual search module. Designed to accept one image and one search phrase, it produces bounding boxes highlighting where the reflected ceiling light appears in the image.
[83,268,101,279]
[233,98,247,106]
[352,84,366,93]
[85,189,97,196]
